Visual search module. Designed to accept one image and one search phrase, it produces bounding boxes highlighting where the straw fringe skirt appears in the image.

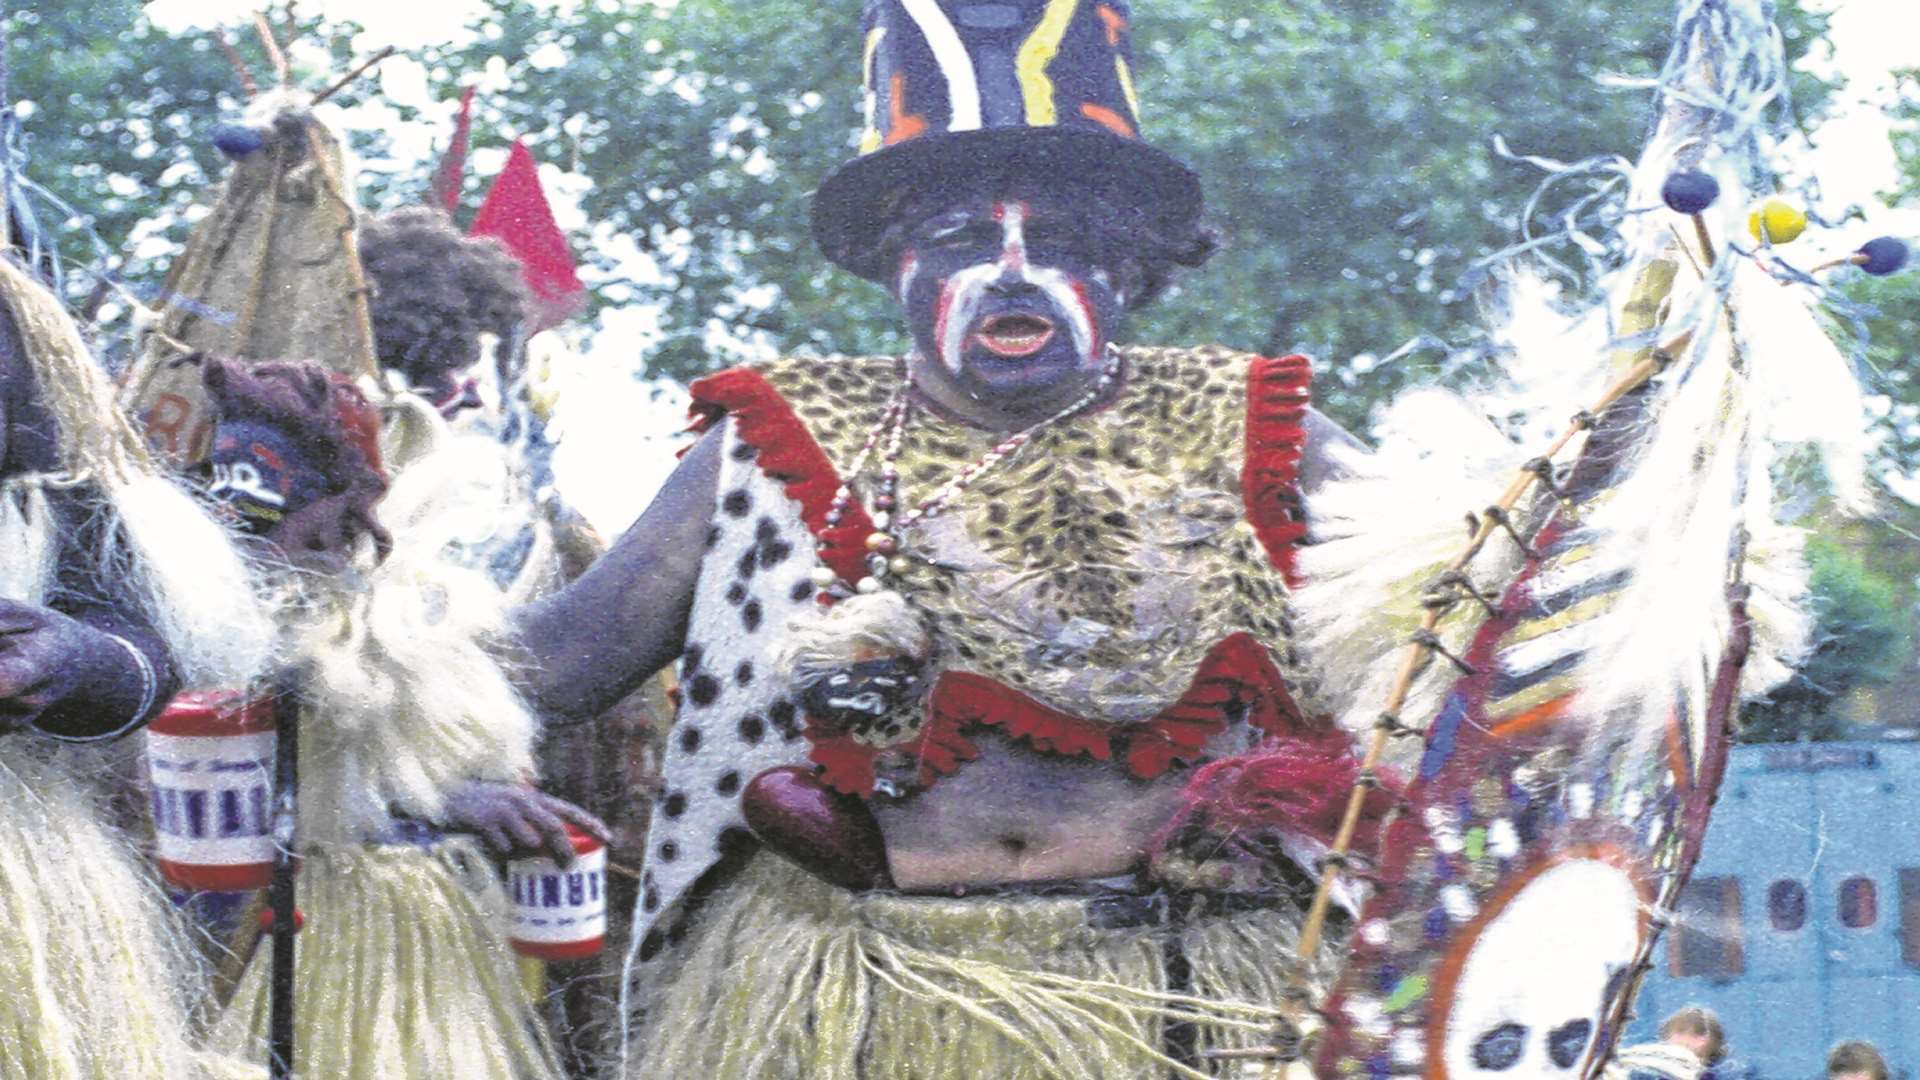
[629,856,1325,1080]
[212,839,562,1080]
[0,750,256,1080]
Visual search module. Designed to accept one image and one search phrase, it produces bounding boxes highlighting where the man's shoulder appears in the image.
[693,354,901,415]
[1116,343,1313,403]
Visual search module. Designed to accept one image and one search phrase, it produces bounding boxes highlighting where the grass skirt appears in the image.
[629,856,1327,1080]
[212,839,562,1080]
[0,748,254,1080]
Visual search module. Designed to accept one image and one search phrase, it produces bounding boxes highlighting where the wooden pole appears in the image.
[266,698,300,1080]
[212,27,260,98]
[254,13,291,87]
[312,46,397,106]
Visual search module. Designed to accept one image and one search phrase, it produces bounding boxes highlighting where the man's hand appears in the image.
[441,780,613,867]
[0,599,103,734]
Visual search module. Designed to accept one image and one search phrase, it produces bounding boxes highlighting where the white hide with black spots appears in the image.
[1441,859,1644,1079]
[622,417,818,962]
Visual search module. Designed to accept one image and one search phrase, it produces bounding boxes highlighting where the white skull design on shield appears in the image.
[1438,854,1647,1079]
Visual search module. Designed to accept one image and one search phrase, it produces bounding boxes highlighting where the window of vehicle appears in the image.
[1669,875,1745,978]
[1766,879,1807,932]
[1838,876,1878,929]
[1900,869,1920,968]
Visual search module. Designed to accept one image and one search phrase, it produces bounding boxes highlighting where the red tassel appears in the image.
[1167,733,1404,853]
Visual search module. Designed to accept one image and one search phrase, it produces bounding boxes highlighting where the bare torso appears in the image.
[873,732,1188,890]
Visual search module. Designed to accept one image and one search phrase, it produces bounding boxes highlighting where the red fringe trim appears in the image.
[1243,354,1313,587]
[807,632,1316,796]
[688,367,875,587]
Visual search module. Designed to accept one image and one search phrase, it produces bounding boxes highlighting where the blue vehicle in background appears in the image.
[1629,739,1920,1080]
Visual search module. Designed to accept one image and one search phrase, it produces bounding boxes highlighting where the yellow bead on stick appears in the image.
[1747,198,1807,245]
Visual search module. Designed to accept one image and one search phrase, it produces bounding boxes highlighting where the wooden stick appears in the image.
[312,46,397,105]
[1810,254,1867,274]
[1292,326,1697,961]
[254,12,291,86]
[213,27,260,98]
[1689,212,1719,269]
[299,123,379,377]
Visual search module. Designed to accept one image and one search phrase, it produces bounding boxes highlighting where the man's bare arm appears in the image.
[512,427,724,721]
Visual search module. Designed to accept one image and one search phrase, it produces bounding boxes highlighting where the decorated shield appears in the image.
[118,91,377,466]
[1314,482,1746,1078]
[1303,0,1867,1071]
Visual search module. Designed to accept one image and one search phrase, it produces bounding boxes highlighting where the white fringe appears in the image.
[1294,251,1869,749]
[1295,392,1529,745]
[287,441,540,847]
[106,474,276,689]
[0,481,57,606]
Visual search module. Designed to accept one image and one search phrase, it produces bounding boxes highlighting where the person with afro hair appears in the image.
[356,206,528,414]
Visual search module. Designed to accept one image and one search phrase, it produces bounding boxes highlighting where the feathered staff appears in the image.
[1250,1,1885,1076]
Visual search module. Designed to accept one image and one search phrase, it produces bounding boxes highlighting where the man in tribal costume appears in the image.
[513,3,1395,1077]
[190,356,605,1080]
[0,211,271,1078]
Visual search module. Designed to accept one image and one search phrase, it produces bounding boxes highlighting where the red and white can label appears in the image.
[508,826,607,961]
[147,692,276,891]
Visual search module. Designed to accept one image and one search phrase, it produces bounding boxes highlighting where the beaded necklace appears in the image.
[811,348,1125,602]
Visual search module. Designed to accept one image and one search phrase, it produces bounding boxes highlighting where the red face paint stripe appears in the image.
[932,283,958,358]
[1070,279,1102,354]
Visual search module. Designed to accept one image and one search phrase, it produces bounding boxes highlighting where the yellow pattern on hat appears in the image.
[1017,0,1082,126]
[859,25,888,154]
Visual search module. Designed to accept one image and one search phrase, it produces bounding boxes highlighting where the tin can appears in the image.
[147,691,276,891]
[507,823,607,960]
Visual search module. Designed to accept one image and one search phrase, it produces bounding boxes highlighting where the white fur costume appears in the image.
[208,441,563,1080]
[0,255,271,1080]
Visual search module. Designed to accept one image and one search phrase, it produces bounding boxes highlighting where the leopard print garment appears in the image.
[622,344,1324,988]
[761,345,1323,732]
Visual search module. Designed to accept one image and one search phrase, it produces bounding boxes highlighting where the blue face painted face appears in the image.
[895,198,1126,407]
[207,419,324,533]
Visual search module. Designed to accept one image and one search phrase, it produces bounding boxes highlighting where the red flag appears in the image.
[427,85,476,213]
[470,139,587,332]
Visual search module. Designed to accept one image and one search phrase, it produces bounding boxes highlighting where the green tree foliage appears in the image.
[1846,70,1920,472]
[1740,530,1915,743]
[1,2,358,312]
[429,0,1829,429]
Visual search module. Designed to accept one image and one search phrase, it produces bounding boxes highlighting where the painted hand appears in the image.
[441,780,612,867]
[0,600,112,734]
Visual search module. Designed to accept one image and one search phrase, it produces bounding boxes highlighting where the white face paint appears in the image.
[927,202,1097,375]
[1441,858,1644,1080]
[207,460,285,509]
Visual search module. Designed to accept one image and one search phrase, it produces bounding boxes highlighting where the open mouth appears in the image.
[971,314,1056,358]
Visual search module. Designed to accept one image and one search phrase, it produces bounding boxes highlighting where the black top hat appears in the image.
[811,0,1202,283]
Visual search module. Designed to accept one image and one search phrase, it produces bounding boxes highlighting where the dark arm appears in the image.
[511,425,724,722]
[0,292,180,740]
